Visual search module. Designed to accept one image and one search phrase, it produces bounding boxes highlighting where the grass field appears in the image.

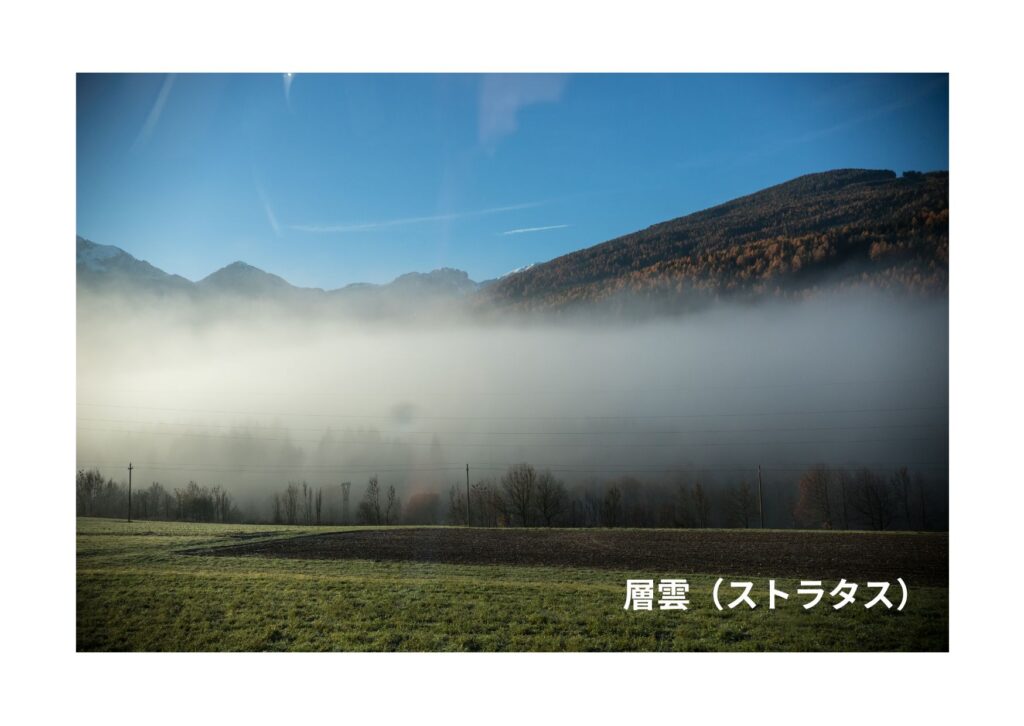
[76,517,948,651]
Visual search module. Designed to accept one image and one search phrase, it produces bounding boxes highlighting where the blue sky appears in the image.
[77,73,948,288]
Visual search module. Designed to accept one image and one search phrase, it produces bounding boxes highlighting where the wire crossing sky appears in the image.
[77,73,948,288]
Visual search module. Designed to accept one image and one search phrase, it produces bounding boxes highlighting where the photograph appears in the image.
[11,2,1024,723]
[75,72,949,652]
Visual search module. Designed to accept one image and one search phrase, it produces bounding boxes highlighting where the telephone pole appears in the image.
[757,464,764,529]
[465,464,471,526]
[127,462,133,523]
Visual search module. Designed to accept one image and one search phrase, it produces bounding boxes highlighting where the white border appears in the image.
[4,0,1022,723]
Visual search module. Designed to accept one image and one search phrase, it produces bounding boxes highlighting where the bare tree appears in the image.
[534,470,567,526]
[135,488,150,520]
[148,482,169,519]
[793,465,833,529]
[358,476,382,525]
[315,487,323,525]
[849,469,895,530]
[76,468,104,516]
[673,483,695,527]
[301,481,314,524]
[491,484,512,527]
[691,482,711,528]
[469,481,493,527]
[890,467,912,529]
[600,486,622,527]
[728,480,756,528]
[915,473,929,530]
[384,485,400,525]
[210,486,232,522]
[448,485,467,525]
[284,482,300,524]
[836,470,851,529]
[501,463,536,527]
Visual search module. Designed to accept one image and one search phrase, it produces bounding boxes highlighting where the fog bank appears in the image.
[77,292,949,518]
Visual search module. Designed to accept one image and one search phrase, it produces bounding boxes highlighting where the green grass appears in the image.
[76,517,948,651]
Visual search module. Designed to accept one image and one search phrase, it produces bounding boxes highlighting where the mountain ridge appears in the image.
[76,237,481,296]
[482,168,948,313]
[77,168,949,316]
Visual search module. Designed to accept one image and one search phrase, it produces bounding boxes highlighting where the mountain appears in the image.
[76,236,193,294]
[197,261,320,301]
[324,268,479,318]
[77,168,949,318]
[386,268,478,296]
[76,237,479,313]
[482,169,948,313]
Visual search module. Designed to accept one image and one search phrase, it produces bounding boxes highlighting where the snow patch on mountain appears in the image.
[502,263,536,278]
[76,237,125,272]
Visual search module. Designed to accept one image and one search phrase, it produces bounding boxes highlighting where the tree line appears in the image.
[440,463,943,530]
[76,462,946,530]
[75,469,239,522]
[270,481,325,525]
[792,464,934,531]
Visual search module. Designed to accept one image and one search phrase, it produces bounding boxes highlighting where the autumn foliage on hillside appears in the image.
[483,169,948,313]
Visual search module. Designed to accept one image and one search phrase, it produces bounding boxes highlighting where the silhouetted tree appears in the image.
[728,480,756,528]
[534,470,567,526]
[673,483,695,528]
[447,485,467,525]
[501,463,536,527]
[358,476,382,525]
[691,482,711,528]
[284,482,300,524]
[76,468,104,516]
[890,467,912,529]
[794,465,834,529]
[915,473,930,530]
[384,485,400,525]
[600,486,623,527]
[850,469,895,530]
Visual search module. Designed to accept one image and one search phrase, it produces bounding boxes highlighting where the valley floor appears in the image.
[76,518,948,651]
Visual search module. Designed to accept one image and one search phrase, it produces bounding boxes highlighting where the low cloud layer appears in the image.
[77,291,948,517]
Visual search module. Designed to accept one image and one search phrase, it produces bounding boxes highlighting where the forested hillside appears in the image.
[483,169,948,313]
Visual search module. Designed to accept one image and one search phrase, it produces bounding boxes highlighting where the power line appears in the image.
[78,376,945,397]
[76,416,948,437]
[76,425,945,450]
[76,461,950,475]
[76,401,948,421]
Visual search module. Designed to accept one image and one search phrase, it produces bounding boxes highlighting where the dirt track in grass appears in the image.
[200,528,948,585]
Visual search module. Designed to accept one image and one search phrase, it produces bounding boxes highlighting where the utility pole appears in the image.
[127,462,133,523]
[757,464,764,529]
[465,464,471,526]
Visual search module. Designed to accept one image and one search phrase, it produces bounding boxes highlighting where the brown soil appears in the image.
[199,528,948,586]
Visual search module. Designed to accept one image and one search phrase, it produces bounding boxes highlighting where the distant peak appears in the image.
[77,236,131,272]
[203,260,274,279]
[197,258,296,293]
[393,267,469,281]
